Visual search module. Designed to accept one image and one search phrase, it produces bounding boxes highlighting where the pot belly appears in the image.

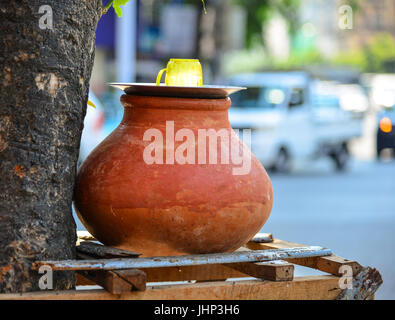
[75,201,271,256]
[74,118,273,256]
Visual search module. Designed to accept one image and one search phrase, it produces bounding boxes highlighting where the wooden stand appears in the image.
[0,233,382,300]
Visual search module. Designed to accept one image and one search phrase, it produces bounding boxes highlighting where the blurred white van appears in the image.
[227,72,362,172]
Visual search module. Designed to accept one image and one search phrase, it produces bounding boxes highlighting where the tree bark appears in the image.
[0,0,102,292]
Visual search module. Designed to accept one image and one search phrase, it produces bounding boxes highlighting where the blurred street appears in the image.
[262,158,395,299]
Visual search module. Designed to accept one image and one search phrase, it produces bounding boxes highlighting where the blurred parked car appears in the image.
[227,71,363,172]
[312,81,369,116]
[78,92,106,165]
[377,106,395,158]
[364,74,395,110]
[337,84,369,114]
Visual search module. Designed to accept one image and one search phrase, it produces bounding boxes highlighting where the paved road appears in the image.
[73,158,395,299]
[262,158,395,299]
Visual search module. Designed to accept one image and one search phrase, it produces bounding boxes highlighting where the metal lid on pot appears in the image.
[108,83,246,99]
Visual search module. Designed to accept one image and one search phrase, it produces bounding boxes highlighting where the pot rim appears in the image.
[120,94,232,111]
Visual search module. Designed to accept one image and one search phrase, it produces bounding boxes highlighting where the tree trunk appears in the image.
[0,0,102,292]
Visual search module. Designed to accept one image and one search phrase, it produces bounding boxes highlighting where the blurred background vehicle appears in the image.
[336,83,369,115]
[364,74,395,111]
[377,105,395,158]
[227,71,362,172]
[312,79,369,116]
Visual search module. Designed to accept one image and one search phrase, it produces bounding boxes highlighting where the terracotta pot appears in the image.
[74,95,273,256]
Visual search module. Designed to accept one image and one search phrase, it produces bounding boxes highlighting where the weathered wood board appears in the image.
[245,238,362,276]
[0,276,342,300]
[0,233,382,300]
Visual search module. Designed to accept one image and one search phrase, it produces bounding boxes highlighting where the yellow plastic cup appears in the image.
[156,58,203,87]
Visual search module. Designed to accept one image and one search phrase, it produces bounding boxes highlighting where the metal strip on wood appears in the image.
[31,246,332,271]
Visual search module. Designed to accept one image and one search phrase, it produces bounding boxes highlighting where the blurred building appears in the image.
[340,0,395,50]
[90,0,247,92]
[298,0,395,57]
[264,13,290,61]
[298,0,338,57]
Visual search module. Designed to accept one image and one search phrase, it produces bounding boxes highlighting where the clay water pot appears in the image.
[74,95,273,256]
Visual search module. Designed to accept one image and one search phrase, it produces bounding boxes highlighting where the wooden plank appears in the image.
[110,269,146,292]
[144,265,247,282]
[246,238,309,252]
[77,271,132,294]
[31,246,332,271]
[228,260,294,281]
[76,265,249,284]
[77,269,146,294]
[76,273,95,286]
[77,241,141,259]
[245,239,362,276]
[315,255,363,276]
[0,276,342,300]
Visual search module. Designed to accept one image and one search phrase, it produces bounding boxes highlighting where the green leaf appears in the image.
[87,100,96,109]
[113,0,130,18]
[202,0,207,14]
